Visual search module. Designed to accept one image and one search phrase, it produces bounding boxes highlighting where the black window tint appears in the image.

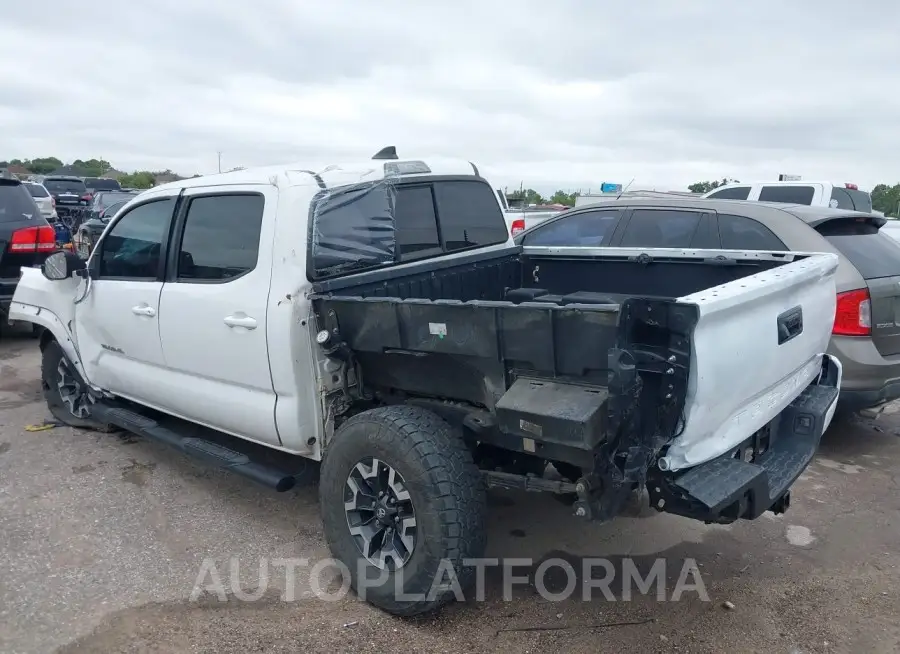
[619,209,703,248]
[758,185,815,205]
[817,221,900,279]
[0,182,40,222]
[102,200,127,219]
[718,214,787,251]
[433,180,508,252]
[311,183,396,277]
[99,199,174,279]
[24,183,49,198]
[44,179,86,194]
[707,186,751,200]
[394,185,440,260]
[523,210,619,246]
[830,188,873,213]
[85,178,121,191]
[177,195,264,282]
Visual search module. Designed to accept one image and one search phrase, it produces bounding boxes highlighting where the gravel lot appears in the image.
[1,331,899,653]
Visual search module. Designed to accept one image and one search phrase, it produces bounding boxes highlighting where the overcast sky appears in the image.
[1,1,898,192]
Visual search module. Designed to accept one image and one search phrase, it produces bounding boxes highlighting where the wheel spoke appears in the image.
[344,456,416,569]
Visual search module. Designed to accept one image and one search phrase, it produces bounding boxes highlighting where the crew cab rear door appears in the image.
[156,184,280,446]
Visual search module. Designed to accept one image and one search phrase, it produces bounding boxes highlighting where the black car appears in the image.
[42,176,90,224]
[74,197,132,259]
[0,178,56,324]
[88,190,138,219]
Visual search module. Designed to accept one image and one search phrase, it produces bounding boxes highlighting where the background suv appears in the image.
[0,178,56,325]
[516,197,900,410]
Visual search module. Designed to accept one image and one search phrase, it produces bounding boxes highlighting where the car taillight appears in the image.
[511,218,525,236]
[8,225,57,253]
[833,288,871,336]
[82,194,92,202]
[51,197,56,207]
[845,183,859,190]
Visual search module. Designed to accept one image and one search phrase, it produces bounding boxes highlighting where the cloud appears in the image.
[1,0,899,192]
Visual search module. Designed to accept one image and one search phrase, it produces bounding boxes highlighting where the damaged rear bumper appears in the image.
[648,354,841,524]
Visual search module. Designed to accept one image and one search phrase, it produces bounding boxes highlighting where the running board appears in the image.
[91,404,297,492]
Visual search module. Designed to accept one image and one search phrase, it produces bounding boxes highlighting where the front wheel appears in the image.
[41,340,112,431]
[320,405,486,616]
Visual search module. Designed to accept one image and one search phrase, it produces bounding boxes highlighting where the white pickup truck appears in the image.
[11,148,841,616]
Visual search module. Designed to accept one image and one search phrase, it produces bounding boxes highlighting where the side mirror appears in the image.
[42,251,86,281]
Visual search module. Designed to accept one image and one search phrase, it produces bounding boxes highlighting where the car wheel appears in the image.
[41,340,114,431]
[320,405,486,616]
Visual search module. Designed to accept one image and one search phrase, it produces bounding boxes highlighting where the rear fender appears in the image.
[9,267,89,382]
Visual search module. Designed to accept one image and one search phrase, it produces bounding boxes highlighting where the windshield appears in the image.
[97,192,136,206]
[44,179,87,194]
[24,183,49,198]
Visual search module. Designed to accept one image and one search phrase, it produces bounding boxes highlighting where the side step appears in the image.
[91,404,297,492]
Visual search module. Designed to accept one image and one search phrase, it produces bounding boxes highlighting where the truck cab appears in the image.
[11,149,842,617]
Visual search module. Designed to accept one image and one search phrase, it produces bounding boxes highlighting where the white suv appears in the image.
[704,181,872,213]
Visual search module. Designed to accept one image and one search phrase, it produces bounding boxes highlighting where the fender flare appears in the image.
[9,301,90,382]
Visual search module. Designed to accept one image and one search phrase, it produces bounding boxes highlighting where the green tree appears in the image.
[118,171,156,189]
[687,178,740,194]
[549,190,578,206]
[17,157,63,174]
[509,188,545,205]
[72,158,112,177]
[872,183,900,217]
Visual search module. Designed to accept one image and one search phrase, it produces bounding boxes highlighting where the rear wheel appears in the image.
[41,340,113,431]
[320,405,486,616]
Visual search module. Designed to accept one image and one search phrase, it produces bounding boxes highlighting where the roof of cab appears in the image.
[149,155,484,194]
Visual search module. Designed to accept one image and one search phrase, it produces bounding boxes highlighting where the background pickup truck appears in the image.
[11,150,840,616]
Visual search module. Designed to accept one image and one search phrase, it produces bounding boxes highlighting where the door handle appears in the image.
[224,314,257,330]
[132,305,156,317]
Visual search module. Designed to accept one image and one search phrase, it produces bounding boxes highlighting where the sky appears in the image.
[1,0,899,194]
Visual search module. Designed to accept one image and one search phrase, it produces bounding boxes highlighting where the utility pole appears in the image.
[217,151,222,173]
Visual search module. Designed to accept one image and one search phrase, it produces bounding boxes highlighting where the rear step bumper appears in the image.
[649,355,841,524]
[91,404,297,492]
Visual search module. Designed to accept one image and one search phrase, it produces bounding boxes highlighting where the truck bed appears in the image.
[311,244,839,522]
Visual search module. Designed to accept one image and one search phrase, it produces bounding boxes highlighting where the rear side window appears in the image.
[830,187,873,212]
[523,209,619,246]
[433,180,507,252]
[707,186,751,200]
[0,182,39,222]
[24,183,49,198]
[817,221,900,279]
[619,209,704,248]
[394,185,441,260]
[759,185,815,205]
[177,194,265,282]
[718,214,787,251]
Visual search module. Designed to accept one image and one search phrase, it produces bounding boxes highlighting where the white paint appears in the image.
[785,525,816,547]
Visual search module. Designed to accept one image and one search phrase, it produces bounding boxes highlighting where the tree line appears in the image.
[0,157,194,190]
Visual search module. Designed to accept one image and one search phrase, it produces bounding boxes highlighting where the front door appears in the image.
[156,185,280,445]
[75,196,177,404]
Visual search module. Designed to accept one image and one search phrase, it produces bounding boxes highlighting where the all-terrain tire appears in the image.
[319,405,486,616]
[41,340,114,431]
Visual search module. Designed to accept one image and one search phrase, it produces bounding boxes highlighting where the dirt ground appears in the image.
[1,331,899,653]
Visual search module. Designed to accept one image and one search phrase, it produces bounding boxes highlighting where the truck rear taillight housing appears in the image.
[8,225,57,253]
[511,219,525,236]
[833,288,871,336]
